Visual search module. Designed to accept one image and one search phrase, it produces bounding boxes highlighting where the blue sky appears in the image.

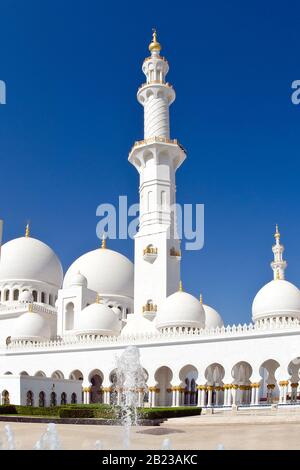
[0,0,299,325]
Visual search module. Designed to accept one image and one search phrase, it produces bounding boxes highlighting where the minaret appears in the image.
[129,31,186,316]
[271,225,287,280]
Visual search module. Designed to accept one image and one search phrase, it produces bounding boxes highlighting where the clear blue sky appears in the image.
[0,0,299,325]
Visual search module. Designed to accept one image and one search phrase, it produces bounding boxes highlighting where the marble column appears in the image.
[291,383,298,403]
[207,386,213,407]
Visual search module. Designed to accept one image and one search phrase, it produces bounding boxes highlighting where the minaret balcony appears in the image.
[143,246,158,263]
[142,303,157,320]
[170,247,181,260]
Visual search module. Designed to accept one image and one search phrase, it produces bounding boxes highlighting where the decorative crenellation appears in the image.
[6,317,300,350]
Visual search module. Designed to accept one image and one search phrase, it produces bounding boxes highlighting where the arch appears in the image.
[4,289,9,301]
[179,364,199,406]
[32,290,38,302]
[13,289,19,301]
[71,392,77,404]
[49,294,53,306]
[50,391,57,406]
[5,336,11,346]
[4,371,12,375]
[39,391,45,407]
[65,302,74,330]
[41,292,46,304]
[34,371,46,378]
[288,357,300,403]
[259,359,280,404]
[51,370,64,380]
[61,392,67,405]
[19,371,29,376]
[154,366,173,406]
[69,369,83,381]
[231,361,253,385]
[89,369,104,404]
[26,390,34,406]
[2,390,10,405]
[204,363,226,407]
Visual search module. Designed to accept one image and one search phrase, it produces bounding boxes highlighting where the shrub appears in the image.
[138,406,202,420]
[0,405,18,414]
[15,406,60,416]
[58,404,118,419]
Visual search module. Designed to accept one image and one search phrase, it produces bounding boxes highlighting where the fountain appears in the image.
[4,425,15,450]
[33,423,62,450]
[115,345,147,449]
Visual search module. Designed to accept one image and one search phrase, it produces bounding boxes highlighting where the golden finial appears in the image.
[28,303,33,313]
[25,223,30,238]
[200,293,203,305]
[96,294,101,304]
[149,28,161,53]
[276,269,280,280]
[274,224,280,241]
[179,280,183,292]
[101,233,107,249]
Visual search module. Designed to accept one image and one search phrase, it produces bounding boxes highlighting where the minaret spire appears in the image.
[271,224,287,280]
[128,33,186,316]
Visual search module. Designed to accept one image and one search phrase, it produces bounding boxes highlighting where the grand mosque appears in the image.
[0,33,300,410]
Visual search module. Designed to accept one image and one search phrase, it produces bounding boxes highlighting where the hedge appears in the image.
[138,406,202,420]
[58,405,118,419]
[0,405,18,414]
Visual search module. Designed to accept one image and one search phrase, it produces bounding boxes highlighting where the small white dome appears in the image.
[156,291,205,329]
[203,304,224,329]
[252,279,300,322]
[121,314,157,337]
[63,248,133,298]
[68,271,88,288]
[75,302,121,336]
[19,290,33,303]
[0,237,63,287]
[12,312,51,341]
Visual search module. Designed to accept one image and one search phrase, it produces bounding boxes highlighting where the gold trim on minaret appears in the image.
[25,223,30,238]
[101,233,107,249]
[179,280,183,292]
[28,303,33,313]
[200,293,203,305]
[149,29,161,53]
[96,294,101,304]
[274,224,280,241]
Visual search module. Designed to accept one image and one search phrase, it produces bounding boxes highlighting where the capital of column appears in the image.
[102,387,112,393]
[232,384,239,390]
[279,380,289,387]
[291,383,299,388]
[267,384,276,390]
[196,385,207,391]
[250,382,260,388]
[149,386,160,393]
[207,385,214,391]
[82,387,91,393]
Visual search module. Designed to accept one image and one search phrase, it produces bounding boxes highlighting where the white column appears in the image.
[207,387,213,407]
[171,388,176,407]
[227,386,232,406]
[250,385,256,405]
[197,388,202,407]
[255,385,259,405]
[232,386,237,406]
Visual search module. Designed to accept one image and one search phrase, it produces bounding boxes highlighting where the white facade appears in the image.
[0,32,300,409]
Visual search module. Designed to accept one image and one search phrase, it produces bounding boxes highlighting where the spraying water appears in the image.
[115,346,147,449]
[33,423,62,450]
[4,425,15,450]
[161,438,172,450]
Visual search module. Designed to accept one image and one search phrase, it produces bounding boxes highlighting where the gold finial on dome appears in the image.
[28,303,33,313]
[179,280,183,292]
[96,293,101,304]
[149,28,161,54]
[274,224,280,241]
[275,269,280,280]
[101,233,107,249]
[25,223,30,238]
[200,293,203,305]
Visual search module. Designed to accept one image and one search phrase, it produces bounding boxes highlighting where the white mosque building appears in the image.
[1,32,300,409]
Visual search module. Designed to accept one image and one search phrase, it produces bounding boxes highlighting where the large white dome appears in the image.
[75,302,121,336]
[252,279,300,322]
[63,248,134,298]
[121,314,157,337]
[0,237,63,287]
[12,312,51,341]
[156,291,205,329]
[203,304,224,329]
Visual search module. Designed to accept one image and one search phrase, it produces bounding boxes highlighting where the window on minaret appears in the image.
[32,290,38,302]
[13,289,19,301]
[65,302,75,330]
